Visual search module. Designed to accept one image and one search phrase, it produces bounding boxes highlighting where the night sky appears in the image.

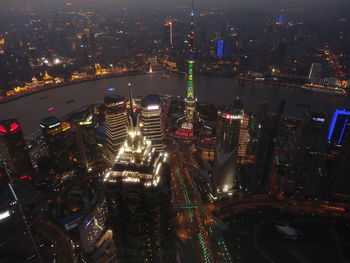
[2,0,350,9]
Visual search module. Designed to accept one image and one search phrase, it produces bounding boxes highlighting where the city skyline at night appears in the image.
[1,0,350,262]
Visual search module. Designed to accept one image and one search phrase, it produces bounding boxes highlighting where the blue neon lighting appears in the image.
[107,88,115,92]
[279,14,285,24]
[216,40,224,58]
[328,109,350,141]
[338,118,348,145]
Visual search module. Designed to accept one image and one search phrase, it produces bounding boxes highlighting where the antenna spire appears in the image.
[128,82,135,126]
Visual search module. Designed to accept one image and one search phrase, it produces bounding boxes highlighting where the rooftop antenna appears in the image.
[128,82,135,126]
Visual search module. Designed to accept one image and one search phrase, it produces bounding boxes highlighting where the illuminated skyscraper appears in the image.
[0,119,33,182]
[328,109,350,146]
[164,21,173,49]
[103,118,167,262]
[214,97,246,194]
[104,95,128,165]
[140,94,164,151]
[40,116,69,172]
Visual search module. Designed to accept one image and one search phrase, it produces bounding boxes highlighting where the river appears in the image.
[0,73,348,136]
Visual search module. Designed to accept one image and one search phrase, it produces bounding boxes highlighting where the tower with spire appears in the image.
[183,0,197,126]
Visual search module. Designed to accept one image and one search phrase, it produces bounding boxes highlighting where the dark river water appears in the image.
[0,73,349,135]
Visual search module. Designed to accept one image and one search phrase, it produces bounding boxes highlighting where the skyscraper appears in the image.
[40,116,68,172]
[164,21,173,49]
[331,122,350,203]
[328,109,350,146]
[104,95,128,165]
[291,112,328,198]
[140,94,164,151]
[72,108,101,172]
[214,97,245,195]
[0,119,33,182]
[103,118,166,262]
[251,102,271,193]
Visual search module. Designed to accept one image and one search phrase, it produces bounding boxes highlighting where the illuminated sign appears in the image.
[0,122,20,135]
[107,88,115,92]
[0,125,7,135]
[0,210,10,221]
[9,122,20,133]
[312,117,325,122]
[224,114,243,120]
[147,105,159,111]
[115,101,124,106]
[48,122,61,129]
[187,60,195,100]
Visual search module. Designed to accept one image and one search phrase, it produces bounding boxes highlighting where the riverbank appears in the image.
[236,76,302,89]
[0,71,146,105]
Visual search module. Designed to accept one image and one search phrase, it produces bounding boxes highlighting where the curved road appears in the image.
[214,194,350,221]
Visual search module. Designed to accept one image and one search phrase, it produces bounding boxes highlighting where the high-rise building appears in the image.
[328,109,350,146]
[78,189,109,254]
[291,112,328,198]
[140,94,164,151]
[308,63,323,83]
[164,22,173,49]
[251,102,271,193]
[331,122,350,203]
[0,119,33,182]
[72,109,101,172]
[103,118,166,262]
[276,14,286,25]
[0,171,40,262]
[40,116,69,172]
[104,95,128,165]
[214,97,245,195]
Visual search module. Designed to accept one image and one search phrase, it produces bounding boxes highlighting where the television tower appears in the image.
[183,0,197,127]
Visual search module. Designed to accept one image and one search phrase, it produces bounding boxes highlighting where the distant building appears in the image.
[276,14,286,25]
[140,94,164,151]
[164,21,173,49]
[104,95,128,165]
[308,63,323,83]
[0,119,33,182]
[40,116,69,172]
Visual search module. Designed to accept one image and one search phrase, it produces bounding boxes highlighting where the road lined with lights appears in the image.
[215,194,350,221]
[171,153,215,263]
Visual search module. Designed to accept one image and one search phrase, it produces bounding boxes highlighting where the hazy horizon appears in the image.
[2,0,350,10]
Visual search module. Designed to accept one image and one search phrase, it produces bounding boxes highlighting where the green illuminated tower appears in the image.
[183,0,197,127]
